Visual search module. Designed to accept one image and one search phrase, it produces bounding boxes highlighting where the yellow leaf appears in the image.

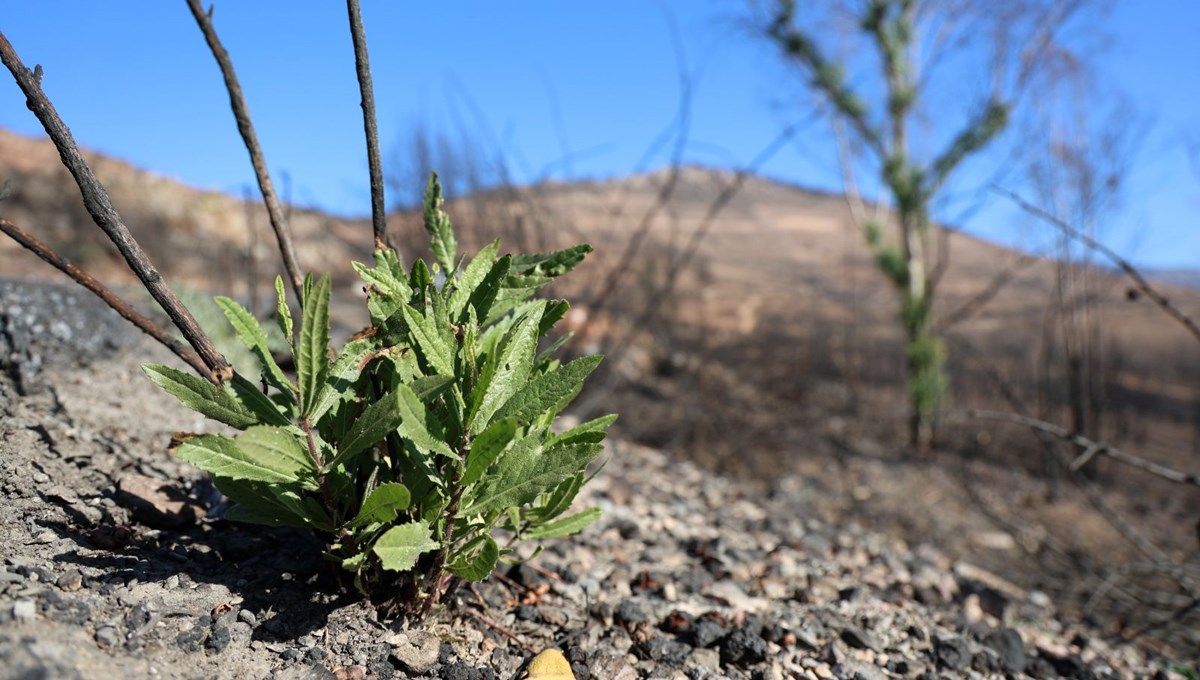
[526,648,575,680]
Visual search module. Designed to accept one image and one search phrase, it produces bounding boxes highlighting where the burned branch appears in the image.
[185,0,304,302]
[0,30,232,384]
[345,0,389,251]
[0,219,211,379]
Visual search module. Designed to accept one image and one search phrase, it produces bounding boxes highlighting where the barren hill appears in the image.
[2,127,1198,655]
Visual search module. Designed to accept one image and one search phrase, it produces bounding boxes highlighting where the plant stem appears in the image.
[184,0,305,303]
[0,31,232,384]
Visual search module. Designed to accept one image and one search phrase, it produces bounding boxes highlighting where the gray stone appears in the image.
[12,598,36,622]
[389,630,441,674]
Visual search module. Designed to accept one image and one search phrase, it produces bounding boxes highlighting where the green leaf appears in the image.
[309,333,381,425]
[461,418,518,486]
[274,276,293,344]
[470,304,544,431]
[215,476,333,531]
[463,254,512,325]
[423,173,457,274]
[464,440,603,516]
[538,299,570,338]
[396,383,457,460]
[510,244,592,278]
[142,364,256,429]
[448,534,499,581]
[526,507,601,539]
[237,426,317,480]
[298,274,332,417]
[228,373,292,426]
[533,473,585,521]
[348,482,411,528]
[175,434,300,484]
[327,390,402,472]
[494,355,602,425]
[214,295,296,397]
[410,374,455,400]
[448,240,500,317]
[373,521,438,572]
[401,303,454,377]
[550,414,617,446]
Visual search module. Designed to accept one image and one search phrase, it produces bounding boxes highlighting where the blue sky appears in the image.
[1,2,1197,267]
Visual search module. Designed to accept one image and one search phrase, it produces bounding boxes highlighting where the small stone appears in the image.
[840,626,881,652]
[983,627,1026,673]
[95,625,120,648]
[686,647,721,673]
[389,630,441,674]
[238,608,257,626]
[12,599,36,622]
[720,625,769,667]
[116,474,200,529]
[934,635,972,671]
[56,569,83,592]
[333,667,367,680]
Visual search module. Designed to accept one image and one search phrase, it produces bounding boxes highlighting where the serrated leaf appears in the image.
[228,373,292,425]
[410,374,455,400]
[176,434,300,484]
[401,303,454,376]
[538,300,569,338]
[142,364,257,429]
[448,240,500,316]
[298,274,332,417]
[373,521,438,572]
[396,383,457,459]
[327,390,402,472]
[534,473,584,521]
[274,276,293,343]
[461,418,518,486]
[448,534,499,581]
[309,333,381,425]
[494,355,602,425]
[348,482,411,528]
[464,254,511,325]
[550,414,617,446]
[526,507,601,539]
[423,173,457,274]
[215,476,333,531]
[510,244,592,278]
[237,426,317,481]
[464,440,602,516]
[215,295,296,398]
[470,304,544,431]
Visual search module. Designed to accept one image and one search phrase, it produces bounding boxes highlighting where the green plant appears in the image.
[143,174,613,618]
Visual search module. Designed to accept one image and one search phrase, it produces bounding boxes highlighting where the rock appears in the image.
[588,650,638,680]
[719,625,769,667]
[95,625,120,648]
[933,634,971,671]
[389,630,441,674]
[982,627,1026,673]
[840,625,881,652]
[56,569,83,592]
[116,474,200,529]
[12,598,36,622]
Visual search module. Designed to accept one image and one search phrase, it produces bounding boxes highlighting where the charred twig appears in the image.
[345,0,389,251]
[0,32,232,384]
[949,409,1200,488]
[996,186,1200,344]
[464,607,535,654]
[185,0,304,302]
[0,219,212,378]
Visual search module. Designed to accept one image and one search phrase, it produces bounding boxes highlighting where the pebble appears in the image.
[12,598,36,622]
[95,625,120,648]
[388,630,441,674]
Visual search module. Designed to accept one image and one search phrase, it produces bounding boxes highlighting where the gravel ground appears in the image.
[0,280,1186,679]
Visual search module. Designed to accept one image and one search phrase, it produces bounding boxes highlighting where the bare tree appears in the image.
[761,0,1100,451]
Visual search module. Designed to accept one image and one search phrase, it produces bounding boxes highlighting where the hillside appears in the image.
[1,127,1198,659]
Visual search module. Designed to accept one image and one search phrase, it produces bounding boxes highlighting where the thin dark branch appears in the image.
[995,185,1200,344]
[0,219,212,379]
[185,0,304,302]
[345,0,389,251]
[0,31,231,384]
[949,409,1200,488]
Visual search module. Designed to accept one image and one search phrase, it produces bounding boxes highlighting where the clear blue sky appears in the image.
[1,3,1197,267]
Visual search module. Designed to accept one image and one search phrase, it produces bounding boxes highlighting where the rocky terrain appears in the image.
[0,279,1187,679]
